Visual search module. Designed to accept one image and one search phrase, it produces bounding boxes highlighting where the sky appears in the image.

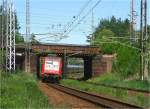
[1,0,150,44]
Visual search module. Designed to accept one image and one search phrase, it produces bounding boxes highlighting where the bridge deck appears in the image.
[16,43,101,56]
[31,43,101,56]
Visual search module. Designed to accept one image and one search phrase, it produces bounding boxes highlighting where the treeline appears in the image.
[95,16,130,38]
[88,16,150,48]
[87,16,150,78]
[0,6,24,44]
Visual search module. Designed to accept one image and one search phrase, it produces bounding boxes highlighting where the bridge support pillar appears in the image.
[92,55,114,76]
[84,57,92,80]
[36,55,41,79]
[62,50,68,79]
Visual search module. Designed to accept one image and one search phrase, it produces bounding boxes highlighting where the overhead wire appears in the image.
[62,0,93,33]
[18,0,95,43]
[93,37,141,51]
[62,0,103,38]
[22,0,92,41]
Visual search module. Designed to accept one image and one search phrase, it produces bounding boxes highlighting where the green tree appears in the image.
[88,16,140,78]
[91,28,115,44]
[88,16,130,45]
[30,34,39,44]
[0,5,24,44]
[97,16,130,37]
[96,28,114,38]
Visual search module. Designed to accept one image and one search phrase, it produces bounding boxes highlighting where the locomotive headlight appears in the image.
[16,53,23,56]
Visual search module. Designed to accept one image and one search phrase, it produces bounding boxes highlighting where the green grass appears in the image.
[0,70,51,109]
[61,79,150,108]
[88,73,150,91]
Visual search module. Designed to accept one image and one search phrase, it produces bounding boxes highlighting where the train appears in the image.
[41,56,62,83]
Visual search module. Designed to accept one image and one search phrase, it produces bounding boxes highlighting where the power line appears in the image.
[19,20,68,24]
[63,0,93,34]
[17,11,66,17]
[63,0,103,37]
[17,0,95,40]
[93,38,141,51]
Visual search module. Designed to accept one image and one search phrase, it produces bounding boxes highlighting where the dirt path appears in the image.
[38,82,101,108]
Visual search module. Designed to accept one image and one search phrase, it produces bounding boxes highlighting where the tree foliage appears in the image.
[88,16,140,78]
[94,16,129,38]
[30,34,39,44]
[0,5,24,44]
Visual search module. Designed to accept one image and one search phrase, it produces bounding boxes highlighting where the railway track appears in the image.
[47,83,143,108]
[69,78,150,94]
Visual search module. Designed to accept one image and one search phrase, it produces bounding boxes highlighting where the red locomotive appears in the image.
[41,56,62,83]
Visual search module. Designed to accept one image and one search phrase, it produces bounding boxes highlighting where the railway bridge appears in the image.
[16,43,113,79]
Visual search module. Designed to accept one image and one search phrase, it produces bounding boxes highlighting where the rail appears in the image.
[47,83,143,108]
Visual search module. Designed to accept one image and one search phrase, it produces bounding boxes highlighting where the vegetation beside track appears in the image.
[0,70,51,109]
[88,73,150,91]
[61,79,150,108]
[88,16,150,79]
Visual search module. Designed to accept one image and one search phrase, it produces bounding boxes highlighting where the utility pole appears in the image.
[143,0,149,79]
[140,0,148,80]
[130,0,137,44]
[91,8,95,45]
[92,9,94,38]
[25,0,31,72]
[5,0,16,72]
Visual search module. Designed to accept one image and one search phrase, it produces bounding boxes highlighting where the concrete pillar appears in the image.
[30,54,38,73]
[84,56,92,79]
[36,55,41,79]
[92,55,114,77]
[62,51,67,79]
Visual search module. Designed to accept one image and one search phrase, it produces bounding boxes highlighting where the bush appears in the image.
[0,71,51,109]
[100,43,140,78]
[114,45,140,77]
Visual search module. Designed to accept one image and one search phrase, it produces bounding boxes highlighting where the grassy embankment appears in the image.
[88,73,150,91]
[0,70,51,109]
[61,77,150,108]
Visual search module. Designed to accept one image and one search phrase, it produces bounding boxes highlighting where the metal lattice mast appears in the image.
[6,0,15,72]
[140,0,148,80]
[130,0,137,44]
[25,0,30,72]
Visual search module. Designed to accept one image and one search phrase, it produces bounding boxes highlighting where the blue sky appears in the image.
[2,0,150,44]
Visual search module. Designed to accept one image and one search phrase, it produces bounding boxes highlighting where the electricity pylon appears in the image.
[5,0,16,72]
